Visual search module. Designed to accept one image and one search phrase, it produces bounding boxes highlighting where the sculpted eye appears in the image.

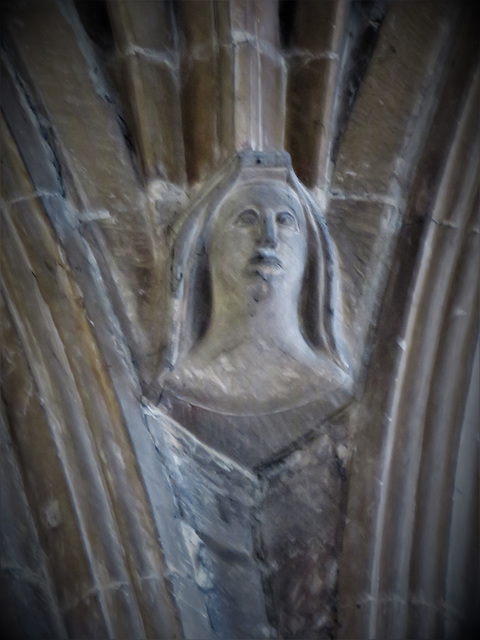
[276,211,297,228]
[236,208,259,226]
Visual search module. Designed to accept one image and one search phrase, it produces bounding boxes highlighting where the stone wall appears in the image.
[1,1,478,638]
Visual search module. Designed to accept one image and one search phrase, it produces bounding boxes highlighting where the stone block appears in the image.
[0,298,102,616]
[229,0,279,46]
[332,0,453,197]
[406,13,480,224]
[107,0,175,55]
[162,386,352,470]
[122,54,185,184]
[214,0,233,45]
[429,79,480,227]
[0,393,64,640]
[147,414,271,637]
[327,198,398,367]
[0,114,36,202]
[181,53,220,182]
[259,51,286,151]
[233,41,285,151]
[177,0,216,50]
[1,201,172,636]
[62,594,111,639]
[291,0,346,54]
[0,570,63,640]
[157,416,259,553]
[204,555,271,638]
[217,43,235,156]
[0,58,61,200]
[233,40,262,149]
[285,57,332,186]
[260,436,345,638]
[6,0,144,217]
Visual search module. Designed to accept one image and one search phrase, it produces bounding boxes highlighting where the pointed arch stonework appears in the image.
[1,1,478,639]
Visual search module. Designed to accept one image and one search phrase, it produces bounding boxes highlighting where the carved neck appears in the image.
[206,279,304,349]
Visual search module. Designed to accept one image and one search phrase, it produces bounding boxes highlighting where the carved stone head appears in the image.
[158,152,351,417]
[207,180,307,306]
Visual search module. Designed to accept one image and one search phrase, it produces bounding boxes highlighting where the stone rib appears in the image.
[108,0,186,186]
[0,117,181,639]
[367,71,480,639]
[285,0,349,189]
[332,0,458,200]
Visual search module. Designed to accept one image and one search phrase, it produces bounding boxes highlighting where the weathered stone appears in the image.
[427,76,480,227]
[1,2,478,640]
[285,0,349,188]
[337,156,479,639]
[444,341,480,639]
[108,0,185,186]
[406,9,480,224]
[327,198,399,373]
[146,412,272,638]
[107,0,175,55]
[332,0,455,198]
[1,297,111,636]
[0,57,61,200]
[5,0,144,216]
[216,43,236,155]
[232,41,285,151]
[228,0,280,45]
[0,389,65,640]
[290,0,348,54]
[260,436,347,638]
[121,54,186,184]
[177,0,216,50]
[181,54,221,182]
[0,114,37,202]
[285,57,335,187]
[1,190,180,638]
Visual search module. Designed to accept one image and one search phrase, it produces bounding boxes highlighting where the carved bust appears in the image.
[159,155,351,416]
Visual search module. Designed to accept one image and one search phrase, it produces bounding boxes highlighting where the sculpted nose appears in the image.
[259,213,277,248]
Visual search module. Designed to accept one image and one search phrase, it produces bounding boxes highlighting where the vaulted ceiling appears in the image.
[1,1,479,638]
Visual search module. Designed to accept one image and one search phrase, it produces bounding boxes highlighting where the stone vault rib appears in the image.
[0,112,181,638]
[336,56,480,640]
[285,0,349,191]
[0,1,478,638]
[368,70,480,640]
[107,0,187,187]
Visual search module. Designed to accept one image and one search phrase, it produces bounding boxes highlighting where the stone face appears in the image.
[1,2,479,639]
[161,156,352,412]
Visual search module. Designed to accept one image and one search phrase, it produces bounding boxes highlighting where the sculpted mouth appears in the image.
[250,252,282,268]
